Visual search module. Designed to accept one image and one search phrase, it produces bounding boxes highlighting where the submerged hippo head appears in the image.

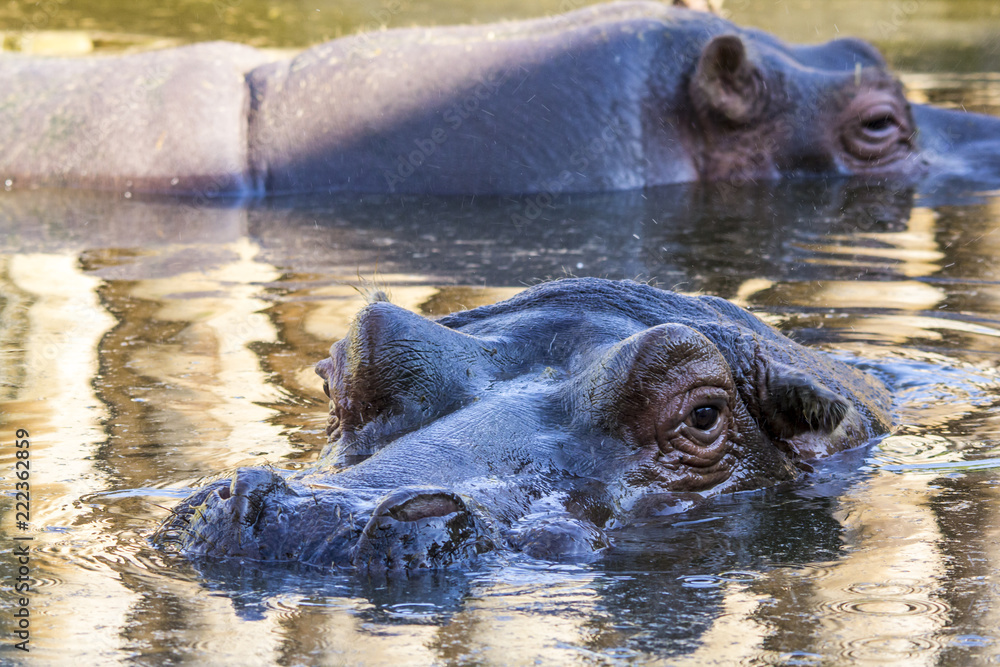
[680,27,999,188]
[157,279,893,570]
[685,33,917,181]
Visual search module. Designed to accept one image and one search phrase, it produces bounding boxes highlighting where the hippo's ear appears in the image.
[690,35,766,125]
[326,302,501,433]
[758,362,851,439]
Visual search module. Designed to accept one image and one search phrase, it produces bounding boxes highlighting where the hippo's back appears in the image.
[0,43,271,194]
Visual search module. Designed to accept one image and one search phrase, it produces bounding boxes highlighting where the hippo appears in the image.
[154,278,892,570]
[2,2,999,196]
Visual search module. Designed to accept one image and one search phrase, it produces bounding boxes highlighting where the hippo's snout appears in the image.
[352,487,495,571]
[219,467,289,526]
[155,467,296,559]
[155,466,373,565]
[159,477,497,570]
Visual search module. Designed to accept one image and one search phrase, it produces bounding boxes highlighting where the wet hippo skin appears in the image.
[1,2,999,195]
[155,278,893,571]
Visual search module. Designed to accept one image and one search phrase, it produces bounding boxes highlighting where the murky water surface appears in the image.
[2,1,1000,665]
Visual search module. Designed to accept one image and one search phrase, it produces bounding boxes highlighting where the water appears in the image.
[2,1,1000,665]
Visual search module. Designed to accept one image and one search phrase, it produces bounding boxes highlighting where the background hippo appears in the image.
[156,278,892,570]
[2,1,999,196]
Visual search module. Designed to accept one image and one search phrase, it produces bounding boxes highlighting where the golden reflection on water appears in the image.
[748,206,945,310]
[904,73,1000,116]
[743,201,1000,356]
[428,575,608,664]
[89,237,297,483]
[4,181,1000,664]
[0,220,557,663]
[670,587,773,664]
[718,172,1000,665]
[814,471,949,664]
[0,253,113,523]
[628,467,989,664]
[802,208,945,278]
[0,252,136,656]
[0,0,999,662]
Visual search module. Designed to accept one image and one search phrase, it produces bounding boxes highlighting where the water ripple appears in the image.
[873,434,953,462]
[822,598,948,617]
[679,571,762,588]
[261,595,355,620]
[840,635,941,662]
[844,580,928,597]
[773,563,837,582]
[384,602,449,622]
[865,434,1000,474]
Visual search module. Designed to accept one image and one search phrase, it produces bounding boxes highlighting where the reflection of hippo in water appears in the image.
[156,278,892,570]
[2,2,999,196]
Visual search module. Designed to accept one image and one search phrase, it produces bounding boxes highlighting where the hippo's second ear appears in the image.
[690,35,766,125]
[759,362,851,439]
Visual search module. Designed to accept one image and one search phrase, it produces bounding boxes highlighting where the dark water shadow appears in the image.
[242,178,922,294]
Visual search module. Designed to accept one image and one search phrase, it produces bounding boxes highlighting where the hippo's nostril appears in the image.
[353,487,491,570]
[224,467,290,527]
[231,466,284,497]
[388,493,462,522]
[217,485,231,500]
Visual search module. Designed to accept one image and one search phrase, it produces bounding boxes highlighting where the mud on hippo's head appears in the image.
[156,279,893,571]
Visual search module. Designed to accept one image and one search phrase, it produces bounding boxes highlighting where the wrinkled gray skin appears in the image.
[156,278,893,571]
[2,2,999,195]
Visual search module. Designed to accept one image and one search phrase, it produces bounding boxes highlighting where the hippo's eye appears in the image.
[862,115,894,134]
[674,396,729,447]
[687,405,720,432]
[857,109,901,141]
[840,96,911,163]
